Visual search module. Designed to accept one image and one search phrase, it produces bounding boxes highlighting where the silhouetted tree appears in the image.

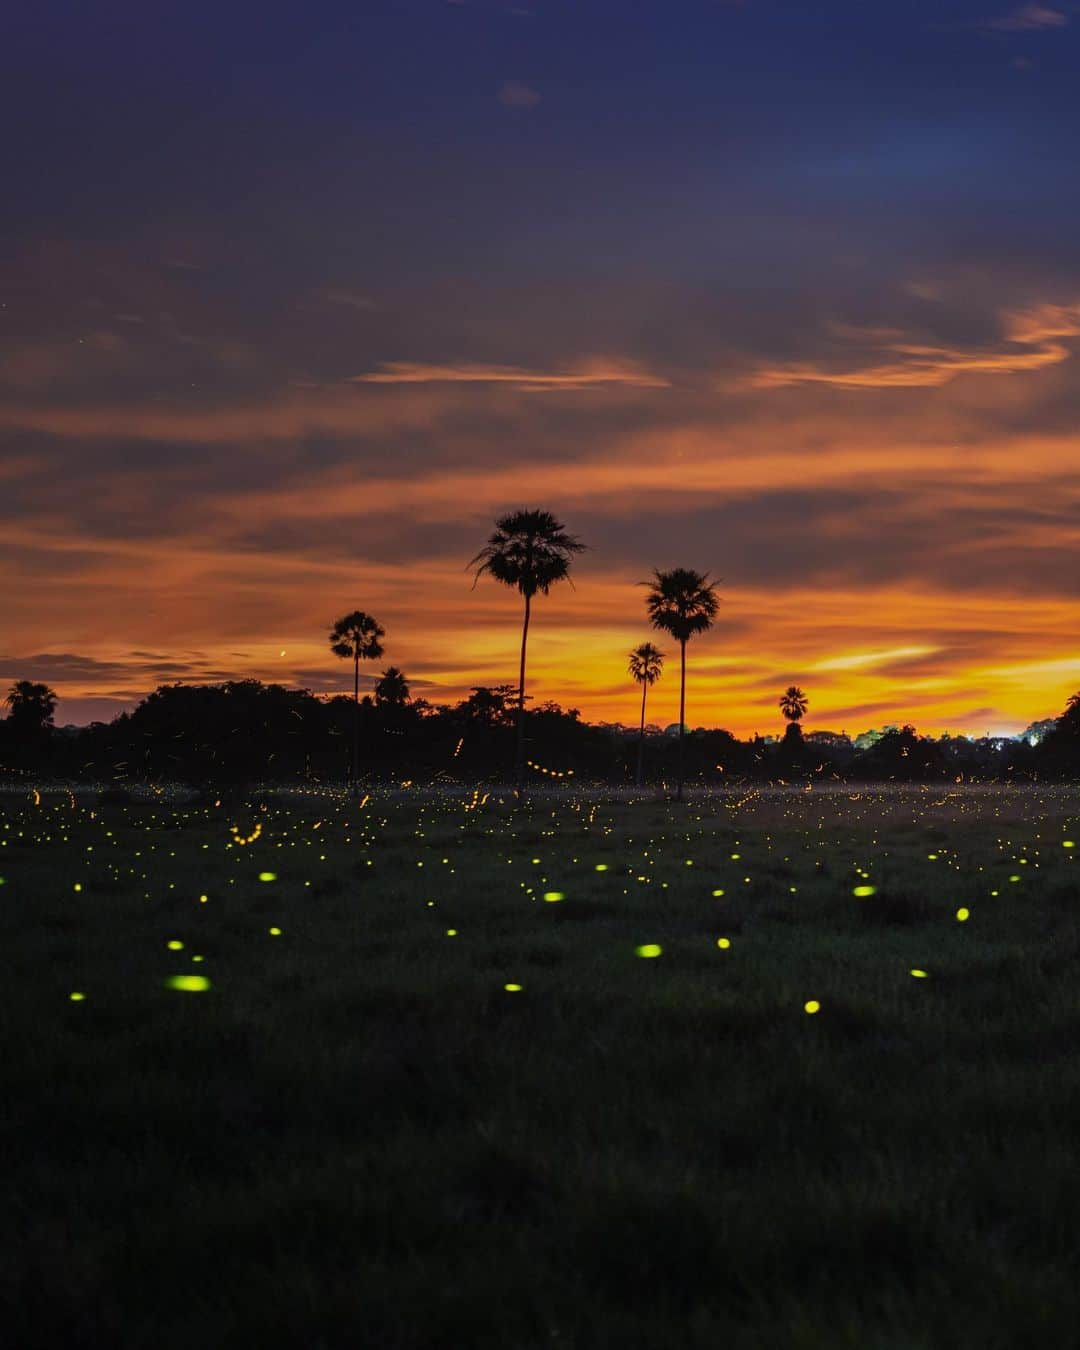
[4,680,58,733]
[779,685,808,743]
[628,641,664,787]
[643,568,720,801]
[329,611,385,790]
[374,667,410,707]
[469,509,585,793]
[460,685,519,728]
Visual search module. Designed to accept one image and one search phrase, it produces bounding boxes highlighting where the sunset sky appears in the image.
[4,0,1080,736]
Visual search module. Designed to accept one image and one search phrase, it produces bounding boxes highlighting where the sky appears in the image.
[3,0,1080,736]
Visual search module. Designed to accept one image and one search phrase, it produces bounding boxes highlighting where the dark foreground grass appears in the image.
[5,783,1080,1349]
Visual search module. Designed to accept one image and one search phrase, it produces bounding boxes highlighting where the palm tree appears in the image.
[628,642,664,788]
[4,680,58,733]
[643,568,720,802]
[329,611,385,791]
[779,685,808,740]
[469,509,586,793]
[374,667,410,707]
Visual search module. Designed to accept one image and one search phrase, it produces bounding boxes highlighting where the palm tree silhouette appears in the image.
[469,509,586,794]
[4,680,58,732]
[643,568,720,802]
[329,611,385,791]
[374,667,410,707]
[779,685,808,731]
[628,642,664,788]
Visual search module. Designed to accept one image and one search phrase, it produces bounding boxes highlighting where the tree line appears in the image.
[5,509,1080,791]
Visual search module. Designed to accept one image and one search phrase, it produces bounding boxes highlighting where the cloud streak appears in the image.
[746,306,1080,389]
[350,360,670,390]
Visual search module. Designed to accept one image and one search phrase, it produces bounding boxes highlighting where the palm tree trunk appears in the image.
[677,639,686,802]
[636,681,647,788]
[352,648,360,793]
[515,591,531,795]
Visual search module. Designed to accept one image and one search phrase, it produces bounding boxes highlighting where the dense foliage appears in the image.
[2,678,1079,786]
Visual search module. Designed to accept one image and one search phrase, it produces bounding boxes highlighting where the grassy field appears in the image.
[5,782,1080,1349]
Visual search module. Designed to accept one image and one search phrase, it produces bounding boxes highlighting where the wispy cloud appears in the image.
[812,647,940,673]
[744,305,1080,389]
[350,360,669,390]
[983,4,1068,31]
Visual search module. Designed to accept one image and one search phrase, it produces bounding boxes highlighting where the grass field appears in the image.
[5,782,1080,1349]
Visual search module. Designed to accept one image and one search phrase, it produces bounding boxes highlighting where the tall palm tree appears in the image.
[780,685,808,723]
[329,611,385,791]
[469,509,586,793]
[643,568,720,802]
[628,642,664,788]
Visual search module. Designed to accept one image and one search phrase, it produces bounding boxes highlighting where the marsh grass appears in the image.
[4,784,1080,1348]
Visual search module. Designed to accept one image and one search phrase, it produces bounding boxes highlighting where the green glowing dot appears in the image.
[927,853,938,860]
[594,864,609,872]
[804,1000,821,1014]
[167,940,184,950]
[0,877,6,886]
[635,944,663,958]
[717,937,731,949]
[956,907,970,921]
[69,991,85,1002]
[990,889,999,896]
[165,975,211,992]
[910,969,928,978]
[73,883,82,892]
[730,853,741,860]
[269,926,282,935]
[258,872,277,882]
[199,894,208,903]
[1064,841,1075,849]
[192,955,204,963]
[446,928,457,936]
[712,888,725,897]
[543,891,565,902]
[853,885,876,897]
[1009,875,1021,883]
[504,983,523,992]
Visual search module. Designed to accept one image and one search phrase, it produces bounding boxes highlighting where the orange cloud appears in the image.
[350,359,670,390]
